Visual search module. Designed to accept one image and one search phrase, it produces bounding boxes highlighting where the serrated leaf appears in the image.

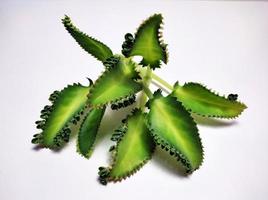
[88,57,142,107]
[77,107,105,158]
[129,14,168,69]
[62,15,113,62]
[147,92,203,171]
[107,109,155,182]
[33,83,90,149]
[172,82,247,118]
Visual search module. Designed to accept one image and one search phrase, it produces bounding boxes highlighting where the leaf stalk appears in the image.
[139,67,153,110]
[151,73,173,91]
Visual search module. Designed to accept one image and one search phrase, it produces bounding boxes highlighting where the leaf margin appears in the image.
[62,15,113,62]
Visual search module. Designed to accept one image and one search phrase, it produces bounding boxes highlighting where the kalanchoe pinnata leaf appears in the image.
[100,109,155,184]
[171,82,247,118]
[147,90,204,172]
[32,83,90,149]
[77,107,106,158]
[88,56,142,107]
[129,14,168,69]
[62,15,113,62]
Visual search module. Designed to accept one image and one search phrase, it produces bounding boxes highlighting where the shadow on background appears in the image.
[152,147,189,178]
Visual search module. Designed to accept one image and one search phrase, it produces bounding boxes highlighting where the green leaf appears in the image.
[129,14,168,69]
[88,56,142,107]
[32,83,90,149]
[102,109,155,182]
[172,82,247,118]
[147,91,203,172]
[62,15,113,62]
[77,107,105,158]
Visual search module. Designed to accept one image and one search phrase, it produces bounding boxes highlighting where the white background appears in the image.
[1,0,268,199]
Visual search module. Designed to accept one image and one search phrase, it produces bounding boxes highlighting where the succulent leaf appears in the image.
[88,57,142,107]
[102,109,155,183]
[32,83,90,149]
[147,91,203,172]
[172,82,247,118]
[129,14,168,69]
[62,15,113,62]
[77,107,106,158]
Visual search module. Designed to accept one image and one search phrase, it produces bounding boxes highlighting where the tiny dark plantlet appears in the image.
[32,14,247,185]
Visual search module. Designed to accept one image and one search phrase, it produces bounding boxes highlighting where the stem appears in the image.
[139,67,153,110]
[143,85,153,99]
[139,92,147,111]
[151,73,173,90]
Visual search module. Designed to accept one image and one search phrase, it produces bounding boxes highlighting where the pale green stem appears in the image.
[139,67,153,110]
[151,73,173,90]
[139,92,147,111]
[143,85,153,99]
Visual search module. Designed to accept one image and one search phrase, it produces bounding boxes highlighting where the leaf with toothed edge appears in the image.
[62,15,113,62]
[171,82,247,118]
[77,107,106,158]
[129,14,168,69]
[102,109,155,183]
[88,56,142,107]
[147,90,203,172]
[32,83,90,149]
